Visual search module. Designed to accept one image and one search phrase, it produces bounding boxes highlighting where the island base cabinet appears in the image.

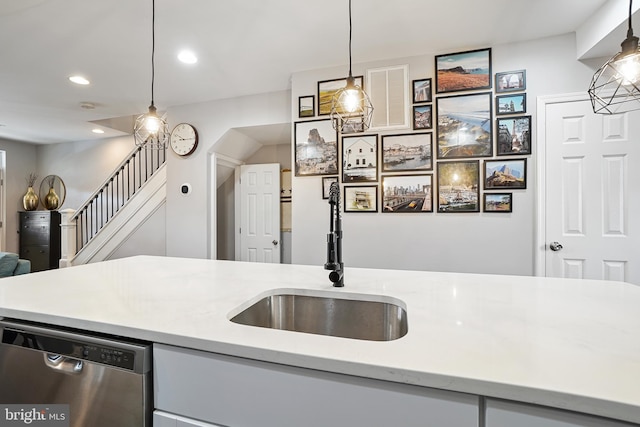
[154,344,479,427]
[485,399,638,427]
[154,410,223,426]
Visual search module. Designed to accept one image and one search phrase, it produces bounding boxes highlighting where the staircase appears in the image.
[60,146,167,266]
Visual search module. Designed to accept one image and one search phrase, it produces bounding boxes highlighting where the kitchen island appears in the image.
[0,256,638,426]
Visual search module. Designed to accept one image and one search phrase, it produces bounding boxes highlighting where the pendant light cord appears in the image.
[150,0,156,107]
[628,0,634,38]
[348,0,353,77]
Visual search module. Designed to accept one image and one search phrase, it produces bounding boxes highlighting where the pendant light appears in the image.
[589,0,640,114]
[134,0,168,149]
[330,0,373,132]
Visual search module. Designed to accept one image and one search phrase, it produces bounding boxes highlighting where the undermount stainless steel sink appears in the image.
[229,290,408,341]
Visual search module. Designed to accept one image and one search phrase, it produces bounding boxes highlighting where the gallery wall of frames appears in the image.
[294,47,530,215]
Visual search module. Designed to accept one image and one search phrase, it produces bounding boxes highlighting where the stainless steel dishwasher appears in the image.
[0,319,152,427]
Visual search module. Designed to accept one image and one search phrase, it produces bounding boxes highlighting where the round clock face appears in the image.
[170,123,198,156]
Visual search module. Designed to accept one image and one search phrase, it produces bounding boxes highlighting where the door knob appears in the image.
[550,242,563,252]
[272,240,279,246]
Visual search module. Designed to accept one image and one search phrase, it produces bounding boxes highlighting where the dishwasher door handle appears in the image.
[44,353,84,374]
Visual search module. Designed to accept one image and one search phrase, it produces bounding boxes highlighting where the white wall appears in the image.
[290,33,600,276]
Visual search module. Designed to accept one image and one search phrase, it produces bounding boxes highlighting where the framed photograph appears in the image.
[412,78,432,103]
[435,48,491,94]
[317,76,364,116]
[436,92,492,159]
[344,185,378,212]
[382,174,433,213]
[381,133,432,172]
[322,176,339,199]
[342,134,378,182]
[437,160,480,212]
[298,95,315,118]
[496,93,526,115]
[413,105,433,130]
[483,193,513,213]
[496,116,531,156]
[294,119,338,176]
[484,159,527,189]
[495,69,526,93]
[340,117,365,134]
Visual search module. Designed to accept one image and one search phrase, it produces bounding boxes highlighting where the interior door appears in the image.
[545,99,640,284]
[239,164,281,263]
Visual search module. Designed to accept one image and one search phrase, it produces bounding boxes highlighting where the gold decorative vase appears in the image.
[23,186,39,211]
[44,187,59,210]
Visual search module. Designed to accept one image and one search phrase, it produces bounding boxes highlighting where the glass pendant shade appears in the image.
[134,104,168,149]
[589,0,640,114]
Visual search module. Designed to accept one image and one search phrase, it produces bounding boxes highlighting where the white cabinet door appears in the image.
[154,411,223,427]
[486,399,636,427]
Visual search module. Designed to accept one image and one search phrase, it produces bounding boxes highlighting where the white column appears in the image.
[59,208,76,268]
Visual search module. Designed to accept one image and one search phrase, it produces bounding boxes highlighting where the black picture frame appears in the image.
[322,176,339,199]
[435,48,492,94]
[382,174,433,213]
[483,193,513,213]
[342,134,378,183]
[496,116,532,156]
[412,78,432,103]
[381,133,432,172]
[436,92,493,159]
[298,95,315,118]
[317,76,364,116]
[484,158,527,190]
[495,70,526,93]
[344,185,378,213]
[413,105,433,130]
[436,160,480,212]
[496,93,526,116]
[294,119,338,176]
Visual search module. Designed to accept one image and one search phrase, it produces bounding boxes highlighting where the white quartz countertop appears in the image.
[0,256,638,424]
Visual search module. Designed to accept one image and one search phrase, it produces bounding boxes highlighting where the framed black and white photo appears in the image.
[484,158,527,189]
[436,160,480,212]
[322,176,339,199]
[496,116,531,156]
[381,133,432,172]
[294,119,338,176]
[317,76,364,116]
[483,193,512,212]
[436,92,492,159]
[382,174,433,213]
[342,134,378,182]
[412,78,432,103]
[344,185,378,212]
[298,95,315,118]
[435,48,491,94]
[413,105,433,130]
[495,69,526,93]
[496,93,526,115]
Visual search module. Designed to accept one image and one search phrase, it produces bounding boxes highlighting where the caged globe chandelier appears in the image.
[134,0,169,149]
[330,0,373,133]
[589,0,640,114]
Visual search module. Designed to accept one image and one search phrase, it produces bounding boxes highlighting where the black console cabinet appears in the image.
[19,211,61,272]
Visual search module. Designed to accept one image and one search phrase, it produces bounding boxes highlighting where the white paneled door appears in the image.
[239,164,280,263]
[545,98,639,284]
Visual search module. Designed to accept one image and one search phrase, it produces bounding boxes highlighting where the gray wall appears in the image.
[290,33,601,276]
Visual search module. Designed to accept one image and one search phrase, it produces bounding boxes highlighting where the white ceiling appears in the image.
[0,0,614,145]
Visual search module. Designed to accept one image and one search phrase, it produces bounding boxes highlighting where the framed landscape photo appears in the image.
[435,48,491,94]
[294,119,338,176]
[495,69,526,93]
[496,116,531,156]
[436,92,492,159]
[382,174,433,213]
[298,95,315,118]
[437,160,480,212]
[496,93,526,115]
[413,105,433,130]
[322,176,339,199]
[317,76,364,116]
[412,78,432,103]
[344,185,378,213]
[342,134,378,182]
[483,193,512,213]
[484,158,527,189]
[381,133,432,172]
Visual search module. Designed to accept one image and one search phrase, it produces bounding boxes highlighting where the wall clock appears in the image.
[170,123,198,156]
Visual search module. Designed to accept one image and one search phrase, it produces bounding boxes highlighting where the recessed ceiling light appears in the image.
[92,128,105,134]
[177,50,197,64]
[69,75,90,85]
